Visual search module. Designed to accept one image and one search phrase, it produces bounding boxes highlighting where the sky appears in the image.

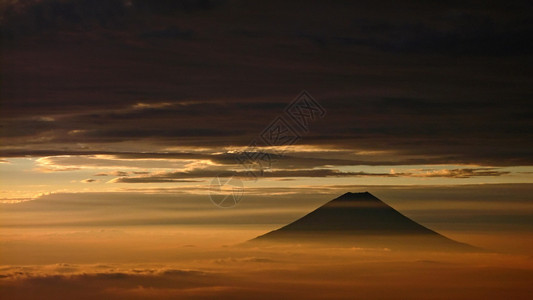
[1,1,533,299]
[1,0,532,200]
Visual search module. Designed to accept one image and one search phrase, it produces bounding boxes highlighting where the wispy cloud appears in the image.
[110,167,509,183]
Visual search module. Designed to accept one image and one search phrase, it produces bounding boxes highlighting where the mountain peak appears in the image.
[335,191,377,201]
[325,191,388,209]
[340,191,370,197]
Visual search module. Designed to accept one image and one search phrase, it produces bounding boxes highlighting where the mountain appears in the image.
[250,192,479,252]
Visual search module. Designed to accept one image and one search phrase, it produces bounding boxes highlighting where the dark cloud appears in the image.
[1,0,532,168]
[0,147,527,170]
[140,26,194,40]
[1,0,225,39]
[130,0,225,15]
[1,0,127,38]
[0,119,57,138]
[318,14,533,56]
[79,128,245,139]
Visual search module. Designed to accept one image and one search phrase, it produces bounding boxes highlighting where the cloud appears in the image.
[409,168,510,178]
[1,250,533,300]
[34,155,195,171]
[1,0,127,39]
[1,0,532,171]
[130,0,225,14]
[81,178,98,183]
[111,167,509,183]
[308,14,533,56]
[94,171,129,177]
[109,177,204,183]
[2,184,533,228]
[0,264,218,300]
[1,94,532,167]
[110,169,398,183]
[1,0,225,40]
[140,26,194,39]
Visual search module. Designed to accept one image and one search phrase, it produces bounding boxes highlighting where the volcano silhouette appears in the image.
[251,192,478,251]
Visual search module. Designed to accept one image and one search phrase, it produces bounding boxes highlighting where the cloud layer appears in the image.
[1,0,532,167]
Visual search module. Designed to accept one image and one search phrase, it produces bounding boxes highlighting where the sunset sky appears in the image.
[1,1,533,299]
